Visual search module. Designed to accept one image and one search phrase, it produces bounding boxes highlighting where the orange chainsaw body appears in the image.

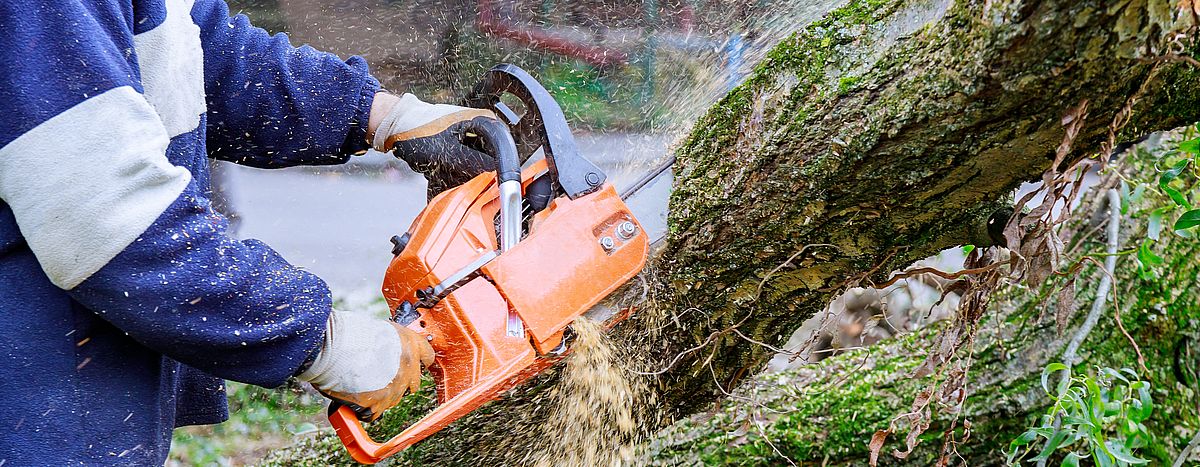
[327,64,649,464]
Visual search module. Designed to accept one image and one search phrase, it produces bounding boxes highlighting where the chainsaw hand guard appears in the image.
[327,64,648,464]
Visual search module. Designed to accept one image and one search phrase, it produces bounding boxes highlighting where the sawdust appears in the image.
[524,318,646,466]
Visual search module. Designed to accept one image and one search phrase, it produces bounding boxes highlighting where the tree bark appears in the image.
[264,0,1200,464]
[642,142,1200,465]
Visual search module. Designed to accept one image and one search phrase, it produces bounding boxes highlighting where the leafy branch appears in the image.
[1008,365,1155,467]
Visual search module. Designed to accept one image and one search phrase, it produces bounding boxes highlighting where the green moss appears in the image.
[838,76,863,95]
[650,327,937,464]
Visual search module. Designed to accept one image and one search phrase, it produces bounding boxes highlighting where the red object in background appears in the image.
[476,0,629,68]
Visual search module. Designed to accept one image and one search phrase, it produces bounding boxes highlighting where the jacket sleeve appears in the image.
[0,1,330,388]
[193,0,381,168]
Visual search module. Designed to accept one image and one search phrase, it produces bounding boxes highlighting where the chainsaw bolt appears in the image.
[426,334,434,342]
[585,172,601,186]
[599,236,616,251]
[617,221,637,239]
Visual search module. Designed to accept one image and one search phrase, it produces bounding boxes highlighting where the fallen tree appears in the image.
[265,0,1200,464]
[643,141,1200,465]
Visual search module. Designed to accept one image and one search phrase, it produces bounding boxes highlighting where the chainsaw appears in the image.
[326,64,661,464]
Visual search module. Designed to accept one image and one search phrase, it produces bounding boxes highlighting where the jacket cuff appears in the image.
[339,60,382,156]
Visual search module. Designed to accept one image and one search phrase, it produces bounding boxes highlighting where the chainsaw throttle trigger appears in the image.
[393,301,420,326]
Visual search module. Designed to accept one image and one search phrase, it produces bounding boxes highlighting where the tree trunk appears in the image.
[642,141,1200,465]
[264,0,1200,464]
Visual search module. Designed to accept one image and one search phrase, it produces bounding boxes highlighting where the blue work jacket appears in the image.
[0,0,380,463]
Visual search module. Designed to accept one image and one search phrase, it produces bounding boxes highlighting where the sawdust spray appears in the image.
[524,318,646,466]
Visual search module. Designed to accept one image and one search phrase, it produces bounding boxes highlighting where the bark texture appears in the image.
[264,0,1200,464]
[643,143,1200,465]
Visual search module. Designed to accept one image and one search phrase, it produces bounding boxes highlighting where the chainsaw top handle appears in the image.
[458,105,523,251]
[462,64,606,200]
[461,116,521,184]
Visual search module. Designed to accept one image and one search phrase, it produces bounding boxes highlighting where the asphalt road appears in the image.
[223,133,672,301]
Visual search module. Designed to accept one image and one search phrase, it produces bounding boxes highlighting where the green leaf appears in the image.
[1174,209,1200,231]
[1103,401,1122,417]
[1100,367,1128,384]
[1086,377,1105,422]
[1147,208,1167,240]
[1136,240,1164,270]
[1159,159,1193,209]
[1160,159,1190,185]
[1032,430,1070,461]
[1042,363,1069,395]
[1163,185,1191,209]
[1009,429,1038,449]
[1131,183,1147,208]
[1105,440,1149,464]
[962,244,975,255]
[1061,452,1084,467]
[1179,138,1200,155]
[1132,383,1153,422]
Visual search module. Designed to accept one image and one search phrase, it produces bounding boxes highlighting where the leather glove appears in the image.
[298,309,435,422]
[371,93,500,196]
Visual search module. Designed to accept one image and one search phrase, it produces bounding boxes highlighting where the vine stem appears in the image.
[1062,188,1122,366]
[1173,430,1200,467]
[1037,188,1121,467]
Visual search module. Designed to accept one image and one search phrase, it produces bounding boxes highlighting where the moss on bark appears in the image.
[643,142,1200,465]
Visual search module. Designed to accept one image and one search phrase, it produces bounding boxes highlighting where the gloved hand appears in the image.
[369,93,500,195]
[298,309,435,422]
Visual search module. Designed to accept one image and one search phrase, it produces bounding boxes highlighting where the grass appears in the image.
[168,381,327,466]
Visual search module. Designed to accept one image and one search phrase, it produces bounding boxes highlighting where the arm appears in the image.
[192,0,380,168]
[192,0,504,190]
[0,1,326,387]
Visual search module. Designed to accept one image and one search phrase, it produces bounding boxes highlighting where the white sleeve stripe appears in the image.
[0,86,191,290]
[133,0,206,138]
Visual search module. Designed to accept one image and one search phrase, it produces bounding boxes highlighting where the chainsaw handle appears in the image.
[327,403,389,464]
[461,116,520,184]
[325,355,542,464]
[460,114,523,251]
[463,64,606,199]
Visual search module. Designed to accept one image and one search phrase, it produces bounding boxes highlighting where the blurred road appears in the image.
[224,133,672,301]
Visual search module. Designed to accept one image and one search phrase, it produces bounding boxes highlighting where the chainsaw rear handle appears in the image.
[326,355,546,464]
[463,63,606,199]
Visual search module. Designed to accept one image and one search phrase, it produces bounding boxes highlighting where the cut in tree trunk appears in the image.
[265,0,1200,464]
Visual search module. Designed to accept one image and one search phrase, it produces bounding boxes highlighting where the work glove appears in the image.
[371,93,500,196]
[298,309,435,422]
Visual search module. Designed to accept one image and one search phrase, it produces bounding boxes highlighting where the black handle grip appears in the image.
[327,399,375,423]
[460,116,520,183]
